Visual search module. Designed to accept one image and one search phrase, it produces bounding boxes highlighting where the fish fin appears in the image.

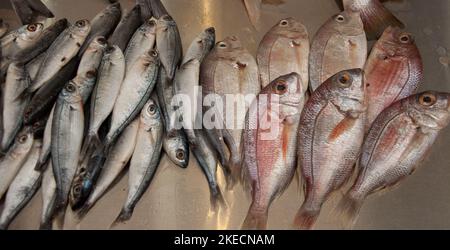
[293,204,321,230]
[35,157,50,171]
[333,192,365,229]
[75,202,93,223]
[359,1,405,40]
[80,133,101,160]
[328,117,356,142]
[210,184,227,213]
[26,0,54,18]
[241,207,268,230]
[111,208,133,228]
[222,129,240,189]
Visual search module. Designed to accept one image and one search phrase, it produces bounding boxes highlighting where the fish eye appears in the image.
[280,20,289,26]
[419,93,437,107]
[65,83,76,93]
[18,135,28,144]
[176,149,185,160]
[150,50,158,57]
[96,37,107,45]
[148,19,156,26]
[147,104,157,115]
[274,80,288,94]
[73,185,82,195]
[335,15,345,22]
[75,20,86,27]
[218,42,227,49]
[27,24,37,32]
[337,72,353,87]
[399,33,412,44]
[86,70,97,79]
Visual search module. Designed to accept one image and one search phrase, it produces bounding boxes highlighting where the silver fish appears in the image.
[182,27,216,65]
[156,15,182,79]
[35,107,53,171]
[29,19,91,93]
[77,36,108,78]
[1,63,31,153]
[40,161,57,230]
[108,5,142,52]
[125,19,157,75]
[0,139,42,230]
[26,51,46,81]
[113,99,163,224]
[51,82,84,211]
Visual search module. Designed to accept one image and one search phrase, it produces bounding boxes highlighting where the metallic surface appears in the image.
[1,0,450,230]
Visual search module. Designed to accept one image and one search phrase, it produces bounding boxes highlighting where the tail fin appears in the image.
[241,207,268,230]
[209,185,227,213]
[293,204,321,230]
[75,202,93,222]
[334,192,365,229]
[359,1,405,40]
[39,220,53,230]
[110,208,133,229]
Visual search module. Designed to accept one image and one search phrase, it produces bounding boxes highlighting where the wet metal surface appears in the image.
[1,0,450,229]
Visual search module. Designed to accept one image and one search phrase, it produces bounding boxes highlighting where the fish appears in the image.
[51,82,84,212]
[23,57,78,125]
[257,17,309,90]
[243,0,262,29]
[124,19,156,76]
[40,161,58,230]
[79,2,122,55]
[182,27,216,65]
[156,67,189,168]
[294,69,366,230]
[83,45,125,156]
[156,15,182,80]
[0,19,10,38]
[113,99,163,224]
[108,5,142,52]
[77,118,140,220]
[10,0,54,25]
[309,10,367,91]
[136,0,152,22]
[1,63,31,153]
[77,36,108,78]
[364,27,423,131]
[0,139,42,230]
[341,0,404,40]
[28,19,91,93]
[0,127,34,200]
[26,51,46,81]
[149,0,169,19]
[105,49,160,150]
[200,36,261,185]
[336,91,450,228]
[242,73,305,230]
[35,107,53,171]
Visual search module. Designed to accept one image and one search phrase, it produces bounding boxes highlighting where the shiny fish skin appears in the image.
[242,73,305,230]
[294,69,366,230]
[156,15,182,80]
[182,27,216,65]
[337,91,450,228]
[105,50,160,150]
[162,130,190,168]
[309,10,367,91]
[10,0,54,24]
[257,17,309,90]
[0,127,34,200]
[77,118,140,220]
[149,0,169,19]
[79,2,122,55]
[342,0,404,40]
[40,161,57,230]
[26,51,46,81]
[35,107,54,171]
[0,140,42,230]
[1,63,31,153]
[77,36,108,78]
[51,82,84,211]
[113,99,163,224]
[84,46,125,154]
[0,19,9,38]
[108,5,142,52]
[364,27,423,131]
[29,20,91,93]
[124,19,157,75]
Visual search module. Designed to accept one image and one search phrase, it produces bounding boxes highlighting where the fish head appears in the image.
[142,49,160,67]
[214,36,243,58]
[18,23,44,41]
[60,82,82,104]
[141,99,162,129]
[105,45,124,60]
[11,127,34,154]
[273,17,308,39]
[331,10,364,36]
[157,15,176,30]
[71,19,91,37]
[164,132,190,168]
[105,2,121,13]
[408,91,450,130]
[142,19,157,35]
[89,36,108,51]
[195,27,216,52]
[378,26,417,58]
[329,68,366,117]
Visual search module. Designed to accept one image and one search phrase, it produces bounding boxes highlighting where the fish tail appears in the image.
[334,191,365,229]
[293,204,321,230]
[75,202,93,222]
[359,1,405,40]
[209,185,227,212]
[39,219,53,230]
[34,158,49,171]
[241,206,268,230]
[111,208,133,228]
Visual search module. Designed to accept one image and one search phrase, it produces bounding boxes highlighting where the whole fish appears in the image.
[242,73,305,230]
[29,19,91,93]
[341,0,404,40]
[337,91,450,228]
[23,57,78,125]
[79,2,122,55]
[124,19,156,75]
[243,0,261,29]
[0,139,42,230]
[52,82,84,211]
[309,10,367,91]
[200,36,260,184]
[113,99,163,224]
[294,69,366,230]
[182,27,216,65]
[157,67,189,168]
[156,15,182,80]
[108,5,142,51]
[0,19,9,38]
[77,118,139,220]
[26,51,46,81]
[10,0,54,24]
[84,45,125,155]
[40,161,57,230]
[1,63,31,153]
[77,36,108,78]
[149,0,169,19]
[136,0,152,22]
[364,27,423,131]
[105,49,160,150]
[0,127,34,200]
[257,17,309,90]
